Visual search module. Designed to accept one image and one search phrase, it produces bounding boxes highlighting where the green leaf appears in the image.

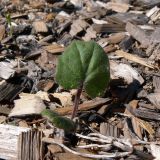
[56,40,110,98]
[41,109,75,132]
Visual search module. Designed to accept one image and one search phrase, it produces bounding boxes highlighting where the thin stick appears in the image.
[42,137,132,159]
[71,84,83,119]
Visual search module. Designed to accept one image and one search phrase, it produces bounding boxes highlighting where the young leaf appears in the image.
[41,109,75,132]
[56,40,110,98]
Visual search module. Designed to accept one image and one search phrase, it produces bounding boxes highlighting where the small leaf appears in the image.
[56,40,110,98]
[41,109,59,118]
[52,116,75,132]
[41,109,75,132]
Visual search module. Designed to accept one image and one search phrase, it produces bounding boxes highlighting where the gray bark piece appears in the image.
[150,27,160,43]
[126,22,150,47]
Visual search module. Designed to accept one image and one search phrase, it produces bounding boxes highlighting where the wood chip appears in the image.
[70,19,89,37]
[100,122,120,138]
[33,21,48,33]
[147,93,160,109]
[126,22,150,47]
[43,44,65,54]
[9,96,46,117]
[0,124,30,160]
[0,25,5,41]
[19,91,50,101]
[115,50,155,69]
[82,27,97,41]
[107,32,126,44]
[48,144,63,154]
[150,144,160,160]
[0,60,16,79]
[55,98,110,115]
[0,116,6,124]
[103,2,130,13]
[51,92,73,107]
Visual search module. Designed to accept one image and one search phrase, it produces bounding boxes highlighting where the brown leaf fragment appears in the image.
[70,19,89,37]
[33,21,48,33]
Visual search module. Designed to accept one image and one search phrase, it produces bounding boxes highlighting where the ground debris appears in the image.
[0,0,160,159]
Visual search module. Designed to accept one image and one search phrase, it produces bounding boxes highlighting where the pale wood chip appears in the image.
[33,21,48,33]
[115,50,155,69]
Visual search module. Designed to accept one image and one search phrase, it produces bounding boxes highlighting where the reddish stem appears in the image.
[71,84,83,119]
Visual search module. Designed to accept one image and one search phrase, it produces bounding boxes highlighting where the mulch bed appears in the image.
[0,0,160,159]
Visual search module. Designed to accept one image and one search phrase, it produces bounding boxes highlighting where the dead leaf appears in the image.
[110,60,144,84]
[51,92,73,107]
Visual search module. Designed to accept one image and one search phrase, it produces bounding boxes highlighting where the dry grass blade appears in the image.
[115,50,155,69]
[135,117,155,136]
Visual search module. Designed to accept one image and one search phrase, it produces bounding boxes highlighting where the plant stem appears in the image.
[71,84,83,119]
